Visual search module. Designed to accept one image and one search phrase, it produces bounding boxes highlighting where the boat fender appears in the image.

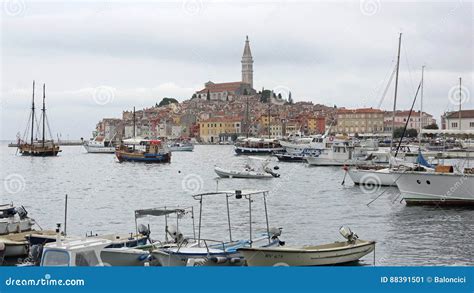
[229,257,242,264]
[137,254,150,261]
[209,256,228,263]
[279,241,286,246]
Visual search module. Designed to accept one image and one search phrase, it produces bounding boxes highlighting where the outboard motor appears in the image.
[339,226,358,243]
[15,206,28,219]
[166,225,184,243]
[264,167,280,178]
[269,227,285,246]
[137,224,150,237]
[29,244,43,265]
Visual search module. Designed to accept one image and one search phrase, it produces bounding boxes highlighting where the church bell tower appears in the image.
[241,36,254,88]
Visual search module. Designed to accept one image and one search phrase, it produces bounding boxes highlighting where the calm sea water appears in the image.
[1,143,473,266]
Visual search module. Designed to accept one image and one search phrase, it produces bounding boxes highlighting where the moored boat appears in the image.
[238,226,375,266]
[234,138,284,155]
[392,165,474,206]
[116,139,171,163]
[83,136,116,153]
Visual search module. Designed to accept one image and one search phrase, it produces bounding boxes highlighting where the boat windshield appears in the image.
[75,250,100,266]
[41,250,70,266]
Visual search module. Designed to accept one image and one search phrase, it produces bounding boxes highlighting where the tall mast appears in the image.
[268,92,271,139]
[390,33,402,154]
[458,77,462,130]
[133,107,136,151]
[419,65,424,149]
[42,83,46,148]
[31,80,35,145]
[246,95,249,138]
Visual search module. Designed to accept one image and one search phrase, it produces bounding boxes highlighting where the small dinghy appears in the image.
[238,226,375,266]
[215,157,280,179]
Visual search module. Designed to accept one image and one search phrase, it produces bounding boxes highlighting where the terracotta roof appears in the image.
[385,110,433,117]
[337,108,383,114]
[445,109,474,119]
[196,82,246,94]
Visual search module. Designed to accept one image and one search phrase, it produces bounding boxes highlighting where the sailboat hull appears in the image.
[18,144,61,156]
[393,171,474,205]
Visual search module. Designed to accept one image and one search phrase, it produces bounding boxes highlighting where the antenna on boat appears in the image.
[64,194,68,236]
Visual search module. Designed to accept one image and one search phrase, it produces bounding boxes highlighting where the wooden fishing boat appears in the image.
[115,107,171,163]
[116,139,171,163]
[18,81,61,157]
[238,227,375,266]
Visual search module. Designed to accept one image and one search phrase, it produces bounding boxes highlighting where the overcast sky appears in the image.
[1,0,472,140]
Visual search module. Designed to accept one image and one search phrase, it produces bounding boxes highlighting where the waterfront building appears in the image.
[383,110,436,133]
[336,108,384,135]
[442,109,474,130]
[199,117,243,143]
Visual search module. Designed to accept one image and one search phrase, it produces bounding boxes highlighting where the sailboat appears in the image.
[347,34,404,186]
[392,77,474,205]
[18,81,61,156]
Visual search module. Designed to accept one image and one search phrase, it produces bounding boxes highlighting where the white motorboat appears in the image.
[214,166,274,179]
[347,167,397,186]
[83,136,116,153]
[40,237,112,266]
[215,156,279,178]
[152,190,283,266]
[168,141,194,152]
[238,226,375,266]
[392,166,474,205]
[306,142,366,166]
[0,204,35,235]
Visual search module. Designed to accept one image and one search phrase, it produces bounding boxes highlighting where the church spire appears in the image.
[241,35,253,88]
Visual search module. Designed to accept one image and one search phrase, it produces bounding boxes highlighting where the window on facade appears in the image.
[470,122,474,128]
[452,122,458,128]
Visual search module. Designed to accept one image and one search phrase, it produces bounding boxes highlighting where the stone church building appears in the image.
[195,36,256,101]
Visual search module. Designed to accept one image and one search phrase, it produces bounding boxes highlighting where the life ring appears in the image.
[329,137,334,142]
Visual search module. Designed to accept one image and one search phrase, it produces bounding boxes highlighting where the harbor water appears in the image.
[1,143,473,266]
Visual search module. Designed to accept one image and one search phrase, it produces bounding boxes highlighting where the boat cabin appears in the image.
[40,238,111,266]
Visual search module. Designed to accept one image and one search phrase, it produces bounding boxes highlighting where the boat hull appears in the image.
[234,146,284,155]
[393,171,474,205]
[101,248,150,266]
[152,249,245,267]
[306,156,353,166]
[169,145,194,152]
[348,168,397,186]
[238,240,375,266]
[83,145,116,153]
[214,167,273,179]
[115,151,171,163]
